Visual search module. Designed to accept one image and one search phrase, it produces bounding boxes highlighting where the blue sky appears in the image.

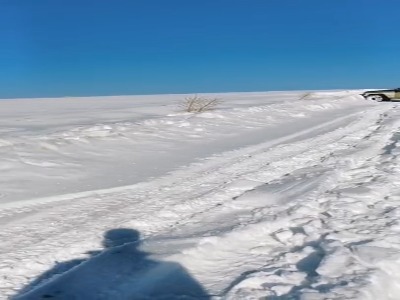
[0,0,399,98]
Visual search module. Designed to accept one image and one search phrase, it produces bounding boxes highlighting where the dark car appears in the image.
[361,88,400,101]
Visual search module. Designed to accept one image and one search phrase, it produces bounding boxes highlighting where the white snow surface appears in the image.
[1,90,400,299]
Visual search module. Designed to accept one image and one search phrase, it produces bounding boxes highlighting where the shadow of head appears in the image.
[102,228,140,248]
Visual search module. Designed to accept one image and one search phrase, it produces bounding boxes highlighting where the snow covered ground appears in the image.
[1,90,400,299]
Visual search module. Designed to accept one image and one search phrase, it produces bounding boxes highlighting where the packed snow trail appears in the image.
[1,91,400,299]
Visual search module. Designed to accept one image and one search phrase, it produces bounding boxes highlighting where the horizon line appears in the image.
[0,86,376,101]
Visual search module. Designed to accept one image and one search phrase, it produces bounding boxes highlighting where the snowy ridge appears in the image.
[0,91,365,204]
[2,91,400,299]
[0,94,362,212]
[0,91,357,148]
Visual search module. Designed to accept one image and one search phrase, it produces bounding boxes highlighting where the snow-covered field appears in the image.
[1,90,400,299]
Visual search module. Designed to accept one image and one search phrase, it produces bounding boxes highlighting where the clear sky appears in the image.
[0,0,399,98]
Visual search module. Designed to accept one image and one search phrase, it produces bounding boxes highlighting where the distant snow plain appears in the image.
[1,90,400,299]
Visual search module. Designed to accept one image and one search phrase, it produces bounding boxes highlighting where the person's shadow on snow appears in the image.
[14,228,210,299]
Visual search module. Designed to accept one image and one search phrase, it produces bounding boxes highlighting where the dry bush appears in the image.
[179,95,222,113]
[299,92,314,100]
[300,90,358,101]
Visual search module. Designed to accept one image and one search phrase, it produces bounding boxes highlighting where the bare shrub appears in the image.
[299,92,313,100]
[179,95,222,113]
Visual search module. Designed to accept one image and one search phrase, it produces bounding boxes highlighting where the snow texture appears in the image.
[1,90,400,299]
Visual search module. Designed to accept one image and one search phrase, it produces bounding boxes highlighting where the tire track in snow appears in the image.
[217,109,400,299]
